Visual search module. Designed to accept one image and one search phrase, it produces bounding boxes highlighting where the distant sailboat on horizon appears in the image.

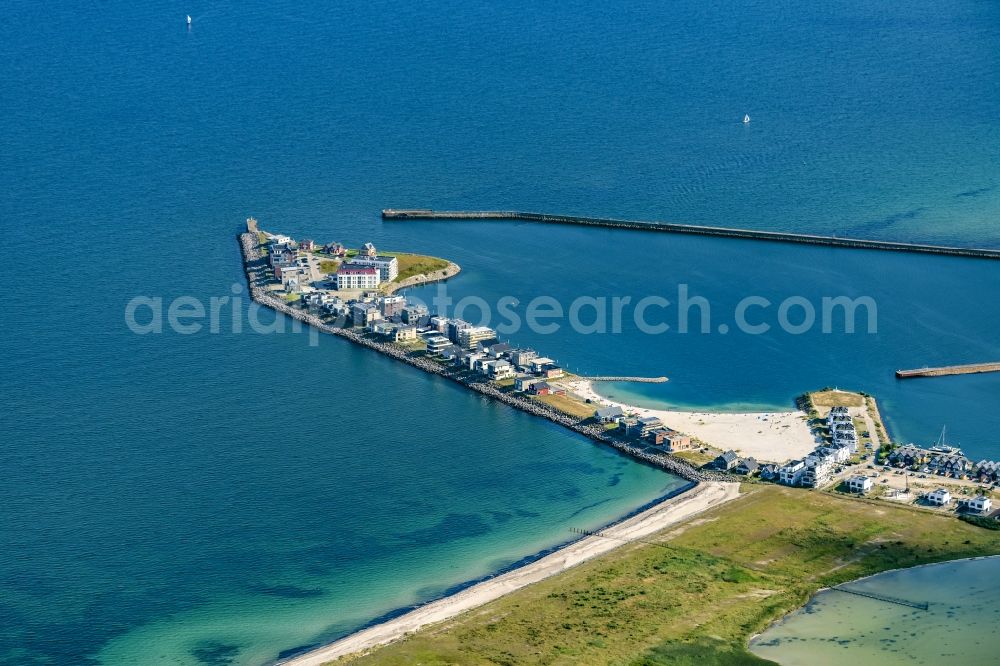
[743,113,751,124]
[186,14,192,26]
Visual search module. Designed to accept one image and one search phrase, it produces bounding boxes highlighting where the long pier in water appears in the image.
[896,362,1000,379]
[831,585,929,611]
[382,209,1000,260]
[580,376,668,383]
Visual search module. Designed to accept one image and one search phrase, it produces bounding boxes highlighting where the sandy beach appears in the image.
[562,379,817,463]
[280,481,740,665]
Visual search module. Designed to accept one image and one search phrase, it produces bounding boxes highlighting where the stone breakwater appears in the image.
[240,233,730,483]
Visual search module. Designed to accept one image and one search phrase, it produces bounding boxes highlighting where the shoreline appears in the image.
[563,379,818,463]
[239,231,727,485]
[747,553,1000,654]
[278,481,741,665]
[381,260,461,294]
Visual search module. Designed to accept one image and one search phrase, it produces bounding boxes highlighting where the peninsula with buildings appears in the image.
[239,219,1000,665]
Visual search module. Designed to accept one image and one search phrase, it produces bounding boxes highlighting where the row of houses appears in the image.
[769,407,863,489]
[606,412,694,452]
[887,445,1000,482]
[714,450,764,476]
[773,411,861,489]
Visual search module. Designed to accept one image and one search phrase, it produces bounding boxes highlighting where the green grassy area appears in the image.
[389,252,451,283]
[342,485,1000,666]
[671,449,716,468]
[531,393,595,421]
[319,259,340,274]
[808,389,865,408]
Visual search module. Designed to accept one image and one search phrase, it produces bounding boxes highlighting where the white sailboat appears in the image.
[743,114,751,124]
[186,15,192,26]
[929,425,962,455]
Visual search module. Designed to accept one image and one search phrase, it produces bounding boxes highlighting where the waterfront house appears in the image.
[478,342,511,358]
[816,443,852,464]
[889,445,928,468]
[425,335,451,355]
[529,357,555,373]
[269,242,297,268]
[352,254,400,283]
[542,366,565,379]
[401,304,429,325]
[638,416,663,437]
[298,239,315,252]
[274,264,303,291]
[759,464,779,481]
[975,460,1000,484]
[713,450,739,471]
[646,427,690,450]
[447,319,472,344]
[463,352,484,371]
[926,488,952,506]
[393,326,417,343]
[377,295,407,317]
[531,382,554,396]
[350,302,381,327]
[846,475,873,494]
[336,264,380,290]
[322,242,346,257]
[595,406,625,423]
[515,375,543,392]
[734,457,759,476]
[927,454,972,477]
[619,417,642,438]
[439,345,463,361]
[361,242,377,257]
[487,360,515,380]
[779,460,806,486]
[458,326,497,350]
[827,406,852,425]
[302,292,336,309]
[429,316,450,334]
[322,299,350,318]
[509,349,538,369]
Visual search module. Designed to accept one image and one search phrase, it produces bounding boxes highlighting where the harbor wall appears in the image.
[381,210,1000,260]
[896,363,1000,379]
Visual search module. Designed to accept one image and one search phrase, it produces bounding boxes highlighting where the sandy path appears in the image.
[562,380,817,463]
[280,481,740,665]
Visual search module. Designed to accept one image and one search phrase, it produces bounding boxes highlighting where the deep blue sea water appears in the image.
[2,0,999,664]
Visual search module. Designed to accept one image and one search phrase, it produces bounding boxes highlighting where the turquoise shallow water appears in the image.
[2,0,999,663]
[750,557,1000,665]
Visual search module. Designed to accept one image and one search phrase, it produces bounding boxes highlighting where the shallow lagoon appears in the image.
[750,557,1000,665]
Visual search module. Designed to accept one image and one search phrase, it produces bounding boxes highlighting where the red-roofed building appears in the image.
[336,264,379,290]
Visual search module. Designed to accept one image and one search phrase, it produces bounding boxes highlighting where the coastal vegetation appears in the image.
[389,252,451,283]
[342,485,1000,665]
[807,388,865,409]
[532,393,596,421]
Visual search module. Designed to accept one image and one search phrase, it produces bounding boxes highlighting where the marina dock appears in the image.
[382,209,1000,260]
[896,362,1000,379]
